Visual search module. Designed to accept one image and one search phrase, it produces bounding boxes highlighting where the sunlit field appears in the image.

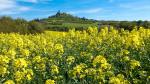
[0,27,150,84]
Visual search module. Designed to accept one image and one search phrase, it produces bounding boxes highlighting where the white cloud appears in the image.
[0,0,31,15]
[17,0,38,3]
[69,8,103,14]
[0,0,16,10]
[19,6,31,11]
[17,0,52,3]
[26,0,38,3]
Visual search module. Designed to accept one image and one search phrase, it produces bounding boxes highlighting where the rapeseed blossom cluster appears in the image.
[130,60,140,69]
[45,79,55,84]
[0,27,149,84]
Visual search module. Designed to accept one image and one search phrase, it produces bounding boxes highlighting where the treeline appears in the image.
[100,20,150,30]
[0,16,44,34]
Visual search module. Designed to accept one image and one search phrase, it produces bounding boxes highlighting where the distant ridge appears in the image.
[40,11,97,24]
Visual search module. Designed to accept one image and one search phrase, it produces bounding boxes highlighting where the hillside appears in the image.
[37,11,98,31]
[36,12,150,31]
[43,11,97,23]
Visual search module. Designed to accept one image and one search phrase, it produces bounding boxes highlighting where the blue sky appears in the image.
[0,0,150,21]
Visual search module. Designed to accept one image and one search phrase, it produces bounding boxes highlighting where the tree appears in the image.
[137,20,143,28]
[143,21,150,28]
[28,21,44,34]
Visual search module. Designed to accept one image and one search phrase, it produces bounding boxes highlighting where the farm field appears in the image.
[0,27,150,84]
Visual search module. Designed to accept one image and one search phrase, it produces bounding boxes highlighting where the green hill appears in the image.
[37,11,98,31]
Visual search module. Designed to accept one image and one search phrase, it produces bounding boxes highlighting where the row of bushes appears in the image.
[0,16,44,34]
[100,20,150,30]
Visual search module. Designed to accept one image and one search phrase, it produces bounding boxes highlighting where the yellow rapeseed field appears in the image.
[0,27,150,84]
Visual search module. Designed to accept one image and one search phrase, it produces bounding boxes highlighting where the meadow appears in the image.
[0,27,150,84]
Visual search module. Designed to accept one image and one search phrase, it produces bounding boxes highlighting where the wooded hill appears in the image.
[36,11,98,31]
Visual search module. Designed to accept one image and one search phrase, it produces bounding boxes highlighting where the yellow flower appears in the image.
[109,77,121,84]
[14,71,24,82]
[66,56,75,65]
[54,44,64,54]
[0,55,10,65]
[69,63,86,79]
[80,74,86,79]
[20,49,30,57]
[51,65,59,74]
[37,63,46,71]
[101,63,111,70]
[93,55,107,67]
[13,58,28,69]
[148,76,150,80]
[117,74,125,81]
[123,50,130,55]
[45,79,55,84]
[74,63,86,74]
[6,49,16,58]
[123,56,130,61]
[25,69,34,80]
[130,60,140,69]
[85,68,96,76]
[0,66,7,76]
[33,56,42,63]
[3,80,15,84]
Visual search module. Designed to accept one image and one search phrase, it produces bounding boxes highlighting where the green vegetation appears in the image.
[1,11,150,34]
[100,20,150,30]
[37,11,150,31]
[38,11,97,31]
[0,16,44,34]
